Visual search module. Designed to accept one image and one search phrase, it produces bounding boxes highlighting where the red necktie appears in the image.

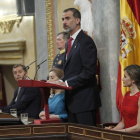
[67,37,73,56]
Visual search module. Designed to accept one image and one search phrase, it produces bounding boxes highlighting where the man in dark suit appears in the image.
[52,32,70,69]
[50,8,101,126]
[0,64,41,119]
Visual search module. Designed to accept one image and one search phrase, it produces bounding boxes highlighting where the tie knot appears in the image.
[69,37,73,42]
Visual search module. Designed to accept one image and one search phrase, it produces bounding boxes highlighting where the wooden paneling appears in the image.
[102,132,121,140]
[0,123,139,140]
[68,125,84,136]
[85,129,102,139]
[0,127,31,137]
[122,135,140,140]
[33,125,66,134]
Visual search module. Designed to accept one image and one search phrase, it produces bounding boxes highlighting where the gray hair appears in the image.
[57,32,70,41]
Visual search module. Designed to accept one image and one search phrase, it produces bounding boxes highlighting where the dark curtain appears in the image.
[0,66,7,107]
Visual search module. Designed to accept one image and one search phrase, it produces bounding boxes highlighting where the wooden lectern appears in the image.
[18,80,72,124]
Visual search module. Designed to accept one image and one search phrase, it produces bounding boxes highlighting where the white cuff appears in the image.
[59,79,69,87]
[65,80,69,87]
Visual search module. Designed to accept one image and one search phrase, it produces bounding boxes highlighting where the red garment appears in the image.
[120,91,140,128]
[67,37,73,57]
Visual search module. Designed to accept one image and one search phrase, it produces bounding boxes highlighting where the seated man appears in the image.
[0,64,41,119]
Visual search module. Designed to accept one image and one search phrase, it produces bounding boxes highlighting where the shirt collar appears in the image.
[26,77,30,80]
[71,28,82,40]
[59,49,65,54]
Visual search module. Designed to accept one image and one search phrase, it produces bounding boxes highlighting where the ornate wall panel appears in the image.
[0,41,25,65]
[46,0,54,70]
[0,15,22,34]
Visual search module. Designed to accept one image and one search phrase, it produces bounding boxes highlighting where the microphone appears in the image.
[26,59,37,71]
[34,59,47,80]
[22,59,37,79]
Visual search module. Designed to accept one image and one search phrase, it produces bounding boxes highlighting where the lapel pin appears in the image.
[75,46,77,48]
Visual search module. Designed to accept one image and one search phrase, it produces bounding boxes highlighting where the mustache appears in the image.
[63,24,69,28]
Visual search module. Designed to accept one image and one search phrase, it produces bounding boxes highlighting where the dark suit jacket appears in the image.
[1,87,41,119]
[62,30,101,113]
[52,50,65,69]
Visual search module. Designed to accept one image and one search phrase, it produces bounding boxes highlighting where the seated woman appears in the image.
[39,68,68,122]
[105,64,140,133]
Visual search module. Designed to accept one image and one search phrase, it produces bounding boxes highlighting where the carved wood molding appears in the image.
[0,41,25,65]
[0,15,22,34]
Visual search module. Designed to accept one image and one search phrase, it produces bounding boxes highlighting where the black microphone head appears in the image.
[26,66,29,71]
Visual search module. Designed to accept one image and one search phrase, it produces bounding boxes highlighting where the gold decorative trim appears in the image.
[46,0,54,70]
[85,128,102,139]
[102,132,121,140]
[33,125,66,134]
[68,125,84,136]
[0,127,31,136]
[68,126,102,139]
[0,56,22,60]
[0,15,22,34]
[122,135,140,140]
[60,49,65,54]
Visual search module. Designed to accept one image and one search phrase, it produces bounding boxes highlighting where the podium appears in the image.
[18,80,72,124]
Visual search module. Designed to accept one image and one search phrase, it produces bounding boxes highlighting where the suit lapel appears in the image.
[16,87,26,102]
[13,88,19,100]
[63,41,68,67]
[64,30,84,69]
[64,40,78,68]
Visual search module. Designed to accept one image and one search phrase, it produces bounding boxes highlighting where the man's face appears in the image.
[62,11,79,34]
[13,66,27,81]
[56,34,66,50]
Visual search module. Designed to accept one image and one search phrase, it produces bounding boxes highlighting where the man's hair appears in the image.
[12,64,27,73]
[57,32,70,41]
[63,8,81,20]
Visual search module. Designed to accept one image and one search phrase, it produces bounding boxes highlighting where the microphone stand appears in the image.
[34,59,47,80]
[22,59,37,80]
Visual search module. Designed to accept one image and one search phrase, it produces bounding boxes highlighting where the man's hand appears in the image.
[48,80,67,87]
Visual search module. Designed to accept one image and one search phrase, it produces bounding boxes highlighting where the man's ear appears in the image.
[76,18,80,25]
